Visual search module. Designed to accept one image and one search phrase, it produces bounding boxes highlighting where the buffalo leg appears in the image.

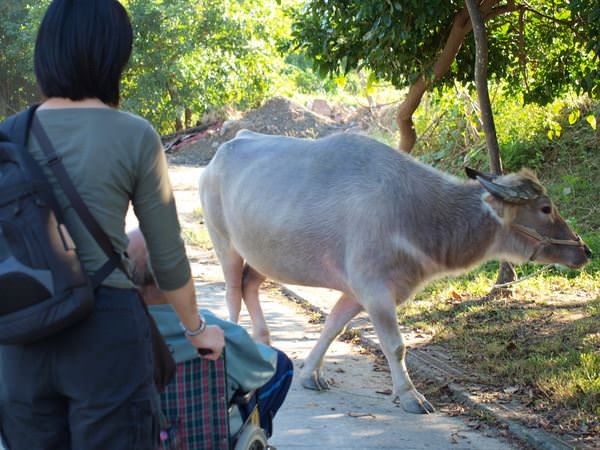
[300,293,363,391]
[241,265,270,344]
[207,229,245,323]
[362,289,435,414]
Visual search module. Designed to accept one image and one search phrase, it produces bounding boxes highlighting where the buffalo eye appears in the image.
[541,206,552,214]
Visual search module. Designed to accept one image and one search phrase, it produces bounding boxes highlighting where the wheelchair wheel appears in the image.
[233,423,268,450]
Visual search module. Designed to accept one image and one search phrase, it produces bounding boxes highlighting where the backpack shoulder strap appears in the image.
[0,106,47,176]
[0,105,38,146]
[30,114,130,286]
[1,106,67,216]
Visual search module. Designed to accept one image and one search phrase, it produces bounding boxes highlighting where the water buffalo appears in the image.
[199,130,591,414]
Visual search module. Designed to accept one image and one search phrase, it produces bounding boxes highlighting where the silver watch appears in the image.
[180,313,206,337]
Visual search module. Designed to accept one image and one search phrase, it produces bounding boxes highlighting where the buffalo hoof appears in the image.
[393,390,435,414]
[300,370,330,391]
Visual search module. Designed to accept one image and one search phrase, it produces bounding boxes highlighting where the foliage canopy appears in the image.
[0,0,290,133]
[292,0,600,104]
[124,0,289,132]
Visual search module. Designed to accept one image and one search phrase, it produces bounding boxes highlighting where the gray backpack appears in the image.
[0,106,122,344]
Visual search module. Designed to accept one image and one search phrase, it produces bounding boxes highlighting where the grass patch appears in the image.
[180,208,212,250]
[190,207,204,222]
[181,226,213,250]
[399,265,600,433]
[394,93,600,436]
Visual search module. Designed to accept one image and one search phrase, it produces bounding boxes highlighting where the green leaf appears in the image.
[340,55,348,73]
[366,71,377,94]
[568,110,580,125]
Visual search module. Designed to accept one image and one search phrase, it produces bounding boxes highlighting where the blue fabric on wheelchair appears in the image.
[238,348,293,438]
[149,305,277,401]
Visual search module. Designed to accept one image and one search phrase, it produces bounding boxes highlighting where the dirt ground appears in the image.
[164,96,388,166]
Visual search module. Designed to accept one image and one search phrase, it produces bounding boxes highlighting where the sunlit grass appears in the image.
[190,207,204,222]
[182,226,213,250]
[398,260,600,432]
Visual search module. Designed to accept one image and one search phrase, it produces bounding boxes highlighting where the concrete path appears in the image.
[194,277,516,450]
[0,281,517,450]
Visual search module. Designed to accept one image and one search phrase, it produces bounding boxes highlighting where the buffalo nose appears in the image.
[584,245,592,258]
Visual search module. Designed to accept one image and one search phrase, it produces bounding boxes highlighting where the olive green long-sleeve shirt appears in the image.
[28,108,190,290]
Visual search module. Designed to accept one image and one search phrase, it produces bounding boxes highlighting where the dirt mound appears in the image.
[167,96,352,166]
[222,96,344,140]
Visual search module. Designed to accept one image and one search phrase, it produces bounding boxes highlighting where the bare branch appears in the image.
[518,8,530,92]
[520,4,572,28]
[484,3,520,21]
[519,3,583,40]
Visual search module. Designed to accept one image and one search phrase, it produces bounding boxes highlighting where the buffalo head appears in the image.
[466,167,592,269]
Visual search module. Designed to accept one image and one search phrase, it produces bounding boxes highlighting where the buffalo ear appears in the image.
[478,176,534,204]
[465,167,495,181]
[482,192,507,224]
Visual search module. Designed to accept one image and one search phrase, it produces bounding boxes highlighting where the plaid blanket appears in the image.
[159,355,230,450]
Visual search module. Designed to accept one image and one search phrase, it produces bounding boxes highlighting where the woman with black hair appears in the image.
[0,1,224,448]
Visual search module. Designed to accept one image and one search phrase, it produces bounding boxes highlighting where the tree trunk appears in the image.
[166,83,183,132]
[175,116,183,132]
[465,0,515,291]
[184,108,193,129]
[395,0,518,153]
[396,7,471,152]
[465,0,502,173]
[0,92,7,119]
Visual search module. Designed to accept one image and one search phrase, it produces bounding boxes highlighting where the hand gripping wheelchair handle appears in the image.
[230,389,257,407]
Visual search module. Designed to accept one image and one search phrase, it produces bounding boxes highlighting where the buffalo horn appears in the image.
[465,167,495,181]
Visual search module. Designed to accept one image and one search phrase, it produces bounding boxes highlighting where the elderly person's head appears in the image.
[127,228,168,305]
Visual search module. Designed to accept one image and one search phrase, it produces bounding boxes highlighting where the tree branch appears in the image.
[519,3,583,40]
[395,1,522,152]
[485,4,519,21]
[518,7,530,93]
[520,4,572,28]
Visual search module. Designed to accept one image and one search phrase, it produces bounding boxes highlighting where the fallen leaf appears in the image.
[375,389,393,396]
[451,291,462,300]
[347,412,376,419]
